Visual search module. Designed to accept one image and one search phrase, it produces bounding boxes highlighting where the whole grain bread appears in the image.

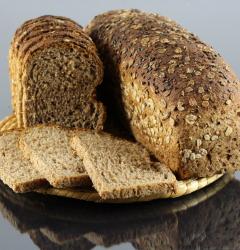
[19,126,91,188]
[86,9,240,179]
[71,130,176,200]
[9,15,105,129]
[0,130,47,192]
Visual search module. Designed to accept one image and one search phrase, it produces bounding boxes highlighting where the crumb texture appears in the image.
[0,130,47,192]
[86,9,240,178]
[9,15,105,130]
[19,126,90,188]
[71,130,176,199]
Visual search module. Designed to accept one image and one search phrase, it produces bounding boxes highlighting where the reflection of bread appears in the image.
[178,179,240,249]
[29,230,61,250]
[0,186,46,232]
[132,230,178,250]
[29,230,94,250]
[0,176,238,250]
[85,213,178,248]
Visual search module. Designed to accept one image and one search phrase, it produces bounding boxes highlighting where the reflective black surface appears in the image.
[0,174,239,250]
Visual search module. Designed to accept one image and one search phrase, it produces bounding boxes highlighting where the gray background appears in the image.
[0,0,239,249]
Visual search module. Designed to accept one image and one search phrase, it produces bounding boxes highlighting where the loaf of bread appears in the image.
[19,126,90,188]
[71,130,176,199]
[86,9,240,179]
[9,15,105,129]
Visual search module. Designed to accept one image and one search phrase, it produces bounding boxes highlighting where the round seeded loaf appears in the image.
[86,9,240,179]
[9,15,106,130]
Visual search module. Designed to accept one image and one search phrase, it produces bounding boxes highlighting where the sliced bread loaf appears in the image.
[86,10,240,179]
[19,126,90,188]
[0,130,47,192]
[9,15,105,129]
[71,130,176,200]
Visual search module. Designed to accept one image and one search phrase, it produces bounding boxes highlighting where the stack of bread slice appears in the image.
[9,15,105,129]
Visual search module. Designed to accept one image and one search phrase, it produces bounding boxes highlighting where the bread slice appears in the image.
[19,126,90,188]
[71,130,176,200]
[86,9,240,179]
[9,15,105,129]
[0,130,47,192]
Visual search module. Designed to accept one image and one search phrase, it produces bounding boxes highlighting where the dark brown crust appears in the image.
[17,26,97,62]
[86,9,240,178]
[12,15,83,54]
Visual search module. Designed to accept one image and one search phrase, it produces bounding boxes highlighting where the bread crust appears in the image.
[86,9,240,178]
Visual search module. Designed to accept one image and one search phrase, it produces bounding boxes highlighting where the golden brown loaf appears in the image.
[86,9,240,179]
[9,15,106,130]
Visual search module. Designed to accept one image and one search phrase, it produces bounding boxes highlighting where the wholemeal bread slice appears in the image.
[86,9,240,179]
[19,126,90,188]
[0,130,47,192]
[9,15,105,129]
[71,130,176,200]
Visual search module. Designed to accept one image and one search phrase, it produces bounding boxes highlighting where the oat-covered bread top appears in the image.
[86,9,240,178]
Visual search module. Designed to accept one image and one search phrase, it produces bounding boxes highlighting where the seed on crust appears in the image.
[175,47,182,53]
[225,99,232,105]
[198,87,205,93]
[225,126,233,136]
[199,148,208,155]
[185,114,197,125]
[177,101,185,111]
[202,101,209,108]
[185,87,193,93]
[196,139,202,148]
[189,97,197,106]
[207,72,215,79]
[211,135,219,141]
